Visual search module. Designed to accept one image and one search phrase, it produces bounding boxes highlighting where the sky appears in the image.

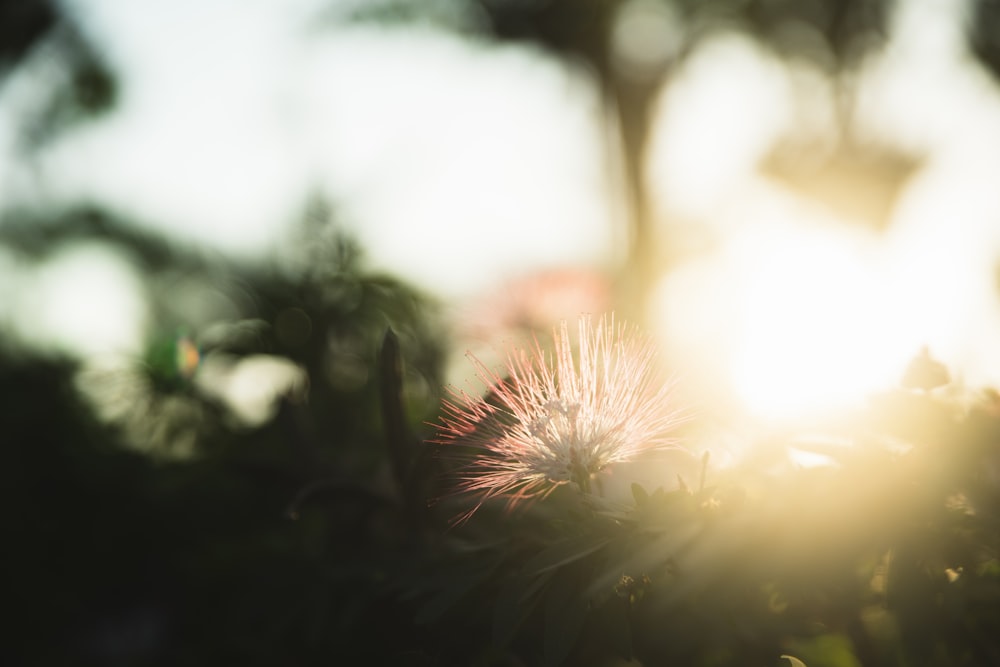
[4,0,615,293]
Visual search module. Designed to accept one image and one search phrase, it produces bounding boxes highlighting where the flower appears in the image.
[435,315,686,520]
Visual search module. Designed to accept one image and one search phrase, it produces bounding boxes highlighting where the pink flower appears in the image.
[435,315,686,520]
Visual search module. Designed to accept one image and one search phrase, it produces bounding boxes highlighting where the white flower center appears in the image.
[527,400,602,487]
[528,400,580,438]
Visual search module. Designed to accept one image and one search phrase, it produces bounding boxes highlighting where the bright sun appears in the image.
[646,21,1000,424]
[654,203,941,424]
[725,222,913,420]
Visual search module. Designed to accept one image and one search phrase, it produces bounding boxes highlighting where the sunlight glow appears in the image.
[651,1,1000,422]
[656,177,1000,422]
[660,211,923,422]
[728,220,902,419]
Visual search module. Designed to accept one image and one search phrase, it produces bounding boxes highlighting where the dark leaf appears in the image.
[631,482,649,508]
[492,570,552,648]
[522,536,610,577]
[543,568,590,666]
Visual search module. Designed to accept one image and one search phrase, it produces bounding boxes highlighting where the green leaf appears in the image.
[414,576,476,625]
[631,482,649,508]
[413,558,502,625]
[492,571,552,647]
[592,595,632,660]
[543,569,590,666]
[522,536,610,577]
[783,635,861,667]
[378,327,415,495]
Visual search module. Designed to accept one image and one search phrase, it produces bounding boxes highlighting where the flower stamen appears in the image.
[434,314,687,521]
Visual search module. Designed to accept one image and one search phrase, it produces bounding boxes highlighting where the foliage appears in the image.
[3,206,449,666]
[7,206,1000,665]
[378,380,1000,666]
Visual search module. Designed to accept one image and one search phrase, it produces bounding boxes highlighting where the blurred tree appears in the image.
[969,0,1000,84]
[1,19,116,155]
[0,0,56,67]
[341,0,895,319]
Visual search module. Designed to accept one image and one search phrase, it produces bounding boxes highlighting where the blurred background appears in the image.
[5,0,1000,424]
[6,0,1000,663]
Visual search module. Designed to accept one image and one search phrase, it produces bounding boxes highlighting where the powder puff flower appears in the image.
[435,315,687,519]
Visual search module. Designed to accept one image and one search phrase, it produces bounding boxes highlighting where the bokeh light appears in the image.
[17,242,148,356]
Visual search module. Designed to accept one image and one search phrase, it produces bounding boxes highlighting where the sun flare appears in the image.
[727,224,911,420]
[656,211,939,423]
